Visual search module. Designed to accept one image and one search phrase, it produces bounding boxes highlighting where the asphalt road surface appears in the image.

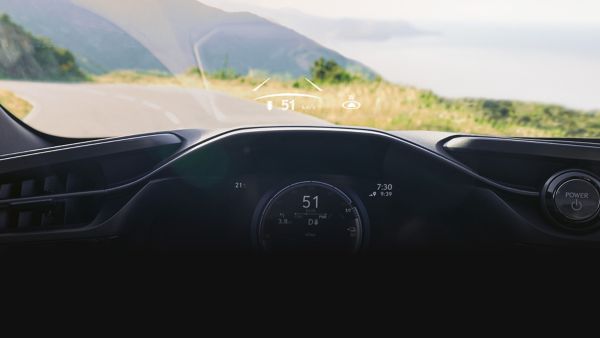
[0,81,328,138]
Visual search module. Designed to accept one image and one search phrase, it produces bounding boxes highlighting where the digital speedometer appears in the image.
[258,181,363,253]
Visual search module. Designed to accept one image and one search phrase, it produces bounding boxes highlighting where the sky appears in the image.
[201,0,600,24]
[198,0,600,109]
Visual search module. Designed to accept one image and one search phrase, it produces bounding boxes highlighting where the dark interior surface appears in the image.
[3,106,600,253]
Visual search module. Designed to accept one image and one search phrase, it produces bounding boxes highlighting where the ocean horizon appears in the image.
[325,22,600,111]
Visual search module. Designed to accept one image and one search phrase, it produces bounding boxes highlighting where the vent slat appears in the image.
[0,184,11,199]
[0,172,71,232]
[0,209,8,230]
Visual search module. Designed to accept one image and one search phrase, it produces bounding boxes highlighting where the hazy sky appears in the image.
[201,0,600,24]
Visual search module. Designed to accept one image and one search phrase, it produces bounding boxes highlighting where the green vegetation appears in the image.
[10,50,600,138]
[0,89,32,119]
[310,57,362,84]
[90,59,600,138]
[0,14,86,81]
[210,55,241,80]
[187,66,240,81]
[94,70,173,85]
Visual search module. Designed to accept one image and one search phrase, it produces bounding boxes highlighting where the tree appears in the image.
[310,58,354,84]
[0,14,11,23]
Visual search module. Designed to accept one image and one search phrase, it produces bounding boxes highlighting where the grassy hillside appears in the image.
[93,69,600,138]
[0,14,86,81]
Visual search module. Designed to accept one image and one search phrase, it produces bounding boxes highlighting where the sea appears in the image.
[326,22,600,111]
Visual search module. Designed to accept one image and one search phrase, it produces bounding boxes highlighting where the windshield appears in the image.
[0,0,599,138]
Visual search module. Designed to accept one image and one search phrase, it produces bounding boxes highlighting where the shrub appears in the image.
[310,58,357,84]
[482,100,514,120]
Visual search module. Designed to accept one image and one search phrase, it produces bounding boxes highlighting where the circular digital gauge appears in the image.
[258,181,363,253]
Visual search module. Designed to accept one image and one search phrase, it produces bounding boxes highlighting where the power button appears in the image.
[543,171,600,230]
[554,179,600,221]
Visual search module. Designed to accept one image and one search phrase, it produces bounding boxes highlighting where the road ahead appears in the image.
[0,81,328,138]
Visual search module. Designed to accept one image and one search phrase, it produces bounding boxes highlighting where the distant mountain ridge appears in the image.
[0,14,85,81]
[0,0,168,74]
[0,0,378,78]
[201,1,428,42]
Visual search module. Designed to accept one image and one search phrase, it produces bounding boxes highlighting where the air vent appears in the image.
[0,201,66,232]
[0,132,187,236]
[0,174,66,200]
[0,166,104,233]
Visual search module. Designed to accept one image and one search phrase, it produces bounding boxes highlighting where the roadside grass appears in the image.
[206,78,558,137]
[92,71,600,138]
[93,70,184,86]
[0,89,32,119]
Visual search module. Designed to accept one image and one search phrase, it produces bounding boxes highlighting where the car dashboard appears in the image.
[2,126,600,253]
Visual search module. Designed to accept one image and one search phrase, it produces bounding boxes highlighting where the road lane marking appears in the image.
[141,100,162,110]
[0,82,330,135]
[164,111,181,125]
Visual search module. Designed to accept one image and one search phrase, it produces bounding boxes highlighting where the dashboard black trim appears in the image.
[0,133,182,174]
[0,127,540,209]
[444,136,600,161]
